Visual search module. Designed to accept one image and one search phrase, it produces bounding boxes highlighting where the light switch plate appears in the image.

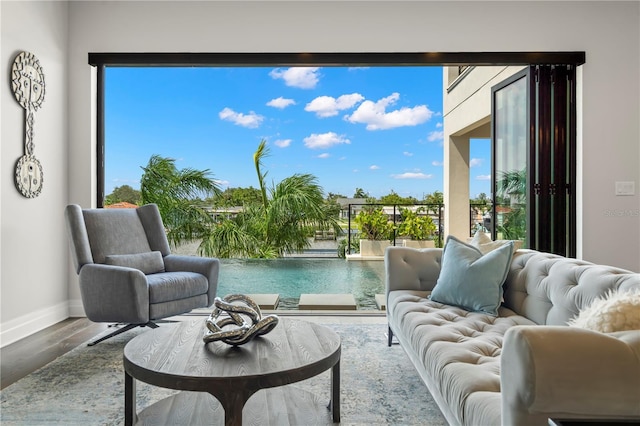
[615,181,635,196]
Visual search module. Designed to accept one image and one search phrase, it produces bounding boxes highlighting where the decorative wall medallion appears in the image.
[15,155,44,198]
[11,51,46,198]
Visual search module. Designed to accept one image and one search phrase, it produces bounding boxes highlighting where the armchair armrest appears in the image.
[163,254,219,305]
[385,246,442,294]
[501,326,640,426]
[78,264,149,324]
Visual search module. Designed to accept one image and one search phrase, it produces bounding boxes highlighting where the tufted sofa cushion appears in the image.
[504,250,640,325]
[389,290,536,425]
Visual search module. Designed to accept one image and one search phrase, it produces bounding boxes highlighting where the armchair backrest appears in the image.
[65,204,171,273]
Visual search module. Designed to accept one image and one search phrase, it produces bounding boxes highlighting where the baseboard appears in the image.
[0,302,70,348]
[68,299,86,318]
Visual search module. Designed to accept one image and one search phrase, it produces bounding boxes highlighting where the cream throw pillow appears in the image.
[469,230,523,255]
[568,290,640,333]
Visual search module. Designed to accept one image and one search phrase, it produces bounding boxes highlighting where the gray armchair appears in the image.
[65,203,219,345]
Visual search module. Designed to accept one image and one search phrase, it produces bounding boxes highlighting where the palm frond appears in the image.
[140,155,220,244]
[497,169,526,197]
[253,139,270,211]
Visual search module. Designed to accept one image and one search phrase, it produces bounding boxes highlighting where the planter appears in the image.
[403,239,435,249]
[360,239,391,257]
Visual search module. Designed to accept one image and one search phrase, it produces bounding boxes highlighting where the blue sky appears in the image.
[105,66,491,200]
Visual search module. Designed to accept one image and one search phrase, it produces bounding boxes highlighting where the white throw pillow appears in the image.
[568,290,640,333]
[469,230,523,255]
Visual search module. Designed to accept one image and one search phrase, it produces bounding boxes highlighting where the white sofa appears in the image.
[385,246,640,426]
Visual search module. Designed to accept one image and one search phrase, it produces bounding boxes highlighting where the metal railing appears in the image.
[343,202,493,254]
[345,203,444,254]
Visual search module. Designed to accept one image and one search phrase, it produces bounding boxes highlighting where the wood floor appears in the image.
[0,313,386,390]
[0,318,108,390]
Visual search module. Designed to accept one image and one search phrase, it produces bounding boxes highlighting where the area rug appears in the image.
[0,322,447,425]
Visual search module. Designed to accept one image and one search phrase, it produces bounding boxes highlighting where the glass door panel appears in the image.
[492,70,529,246]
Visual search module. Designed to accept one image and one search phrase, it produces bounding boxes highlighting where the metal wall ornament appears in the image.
[11,51,45,198]
[203,294,279,346]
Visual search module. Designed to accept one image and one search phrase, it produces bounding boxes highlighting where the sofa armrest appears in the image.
[385,246,442,294]
[79,264,149,324]
[501,325,640,426]
[163,254,220,305]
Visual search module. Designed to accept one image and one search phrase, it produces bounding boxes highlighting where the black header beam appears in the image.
[89,52,586,67]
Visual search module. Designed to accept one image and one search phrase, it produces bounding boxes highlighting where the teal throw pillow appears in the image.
[430,236,513,316]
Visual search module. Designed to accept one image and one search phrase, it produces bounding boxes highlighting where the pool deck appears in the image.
[284,239,340,258]
[345,253,384,261]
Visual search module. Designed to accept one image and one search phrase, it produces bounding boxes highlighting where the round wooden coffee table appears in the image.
[123,318,341,426]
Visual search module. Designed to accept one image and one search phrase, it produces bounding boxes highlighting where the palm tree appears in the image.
[140,155,220,246]
[496,169,526,202]
[495,169,527,240]
[423,190,444,215]
[199,140,339,258]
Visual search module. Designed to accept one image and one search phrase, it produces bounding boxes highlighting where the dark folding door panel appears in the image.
[492,65,576,257]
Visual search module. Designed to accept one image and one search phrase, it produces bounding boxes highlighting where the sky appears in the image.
[105,66,491,200]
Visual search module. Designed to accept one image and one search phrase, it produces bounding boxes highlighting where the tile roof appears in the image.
[104,202,138,209]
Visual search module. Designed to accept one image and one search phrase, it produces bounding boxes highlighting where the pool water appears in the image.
[217,258,385,310]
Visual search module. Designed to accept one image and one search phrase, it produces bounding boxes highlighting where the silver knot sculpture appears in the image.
[203,294,279,346]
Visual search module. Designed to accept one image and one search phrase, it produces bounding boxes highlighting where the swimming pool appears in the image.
[217,258,385,310]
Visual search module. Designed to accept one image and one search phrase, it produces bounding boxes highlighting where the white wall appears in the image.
[1,1,69,346]
[68,0,639,270]
[1,0,638,344]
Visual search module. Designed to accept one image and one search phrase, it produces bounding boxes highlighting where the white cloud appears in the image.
[369,165,380,170]
[317,153,330,159]
[305,93,364,118]
[303,132,350,149]
[214,179,230,187]
[436,122,443,128]
[274,139,292,148]
[432,160,443,167]
[348,67,369,71]
[403,151,413,157]
[391,172,434,180]
[266,97,296,109]
[427,130,444,142]
[345,93,433,130]
[218,107,264,128]
[111,178,139,184]
[476,174,492,181]
[470,158,483,167]
[269,67,320,89]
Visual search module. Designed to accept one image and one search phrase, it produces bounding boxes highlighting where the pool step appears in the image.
[247,293,280,310]
[298,294,357,310]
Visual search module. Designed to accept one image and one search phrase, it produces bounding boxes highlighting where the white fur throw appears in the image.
[569,290,640,333]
